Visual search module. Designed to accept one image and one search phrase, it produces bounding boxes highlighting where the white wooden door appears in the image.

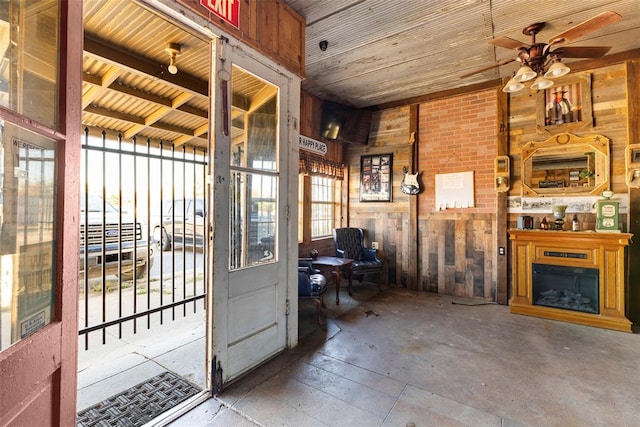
[208,39,294,389]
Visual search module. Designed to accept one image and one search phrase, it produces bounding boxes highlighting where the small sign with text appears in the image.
[299,135,327,156]
[200,0,239,29]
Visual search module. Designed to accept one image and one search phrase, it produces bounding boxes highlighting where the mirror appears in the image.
[521,132,609,196]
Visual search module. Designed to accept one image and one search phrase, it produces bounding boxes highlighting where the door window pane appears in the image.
[229,66,278,172]
[0,122,57,351]
[0,0,60,128]
[229,65,279,270]
[229,171,276,269]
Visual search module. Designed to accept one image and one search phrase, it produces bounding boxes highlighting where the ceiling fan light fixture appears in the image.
[502,77,525,93]
[544,61,570,78]
[530,74,554,91]
[513,65,537,82]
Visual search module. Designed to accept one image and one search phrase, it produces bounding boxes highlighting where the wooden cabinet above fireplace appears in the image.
[509,230,633,332]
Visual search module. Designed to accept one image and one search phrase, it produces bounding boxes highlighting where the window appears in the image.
[0,0,61,352]
[311,176,335,239]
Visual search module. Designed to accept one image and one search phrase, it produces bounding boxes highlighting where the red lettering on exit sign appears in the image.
[201,0,239,29]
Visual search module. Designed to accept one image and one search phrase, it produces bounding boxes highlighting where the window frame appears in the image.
[298,174,341,244]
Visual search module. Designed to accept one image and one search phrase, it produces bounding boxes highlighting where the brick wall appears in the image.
[418,89,498,214]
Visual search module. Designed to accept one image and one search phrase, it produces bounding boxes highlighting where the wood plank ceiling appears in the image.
[81,0,640,148]
[287,0,640,108]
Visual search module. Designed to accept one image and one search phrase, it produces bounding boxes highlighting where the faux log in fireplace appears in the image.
[509,230,633,332]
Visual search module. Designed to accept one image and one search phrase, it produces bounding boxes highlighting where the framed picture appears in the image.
[360,154,392,202]
[536,73,592,132]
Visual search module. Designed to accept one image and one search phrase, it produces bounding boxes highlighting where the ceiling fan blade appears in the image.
[548,11,622,45]
[489,36,527,50]
[459,58,516,79]
[553,46,612,58]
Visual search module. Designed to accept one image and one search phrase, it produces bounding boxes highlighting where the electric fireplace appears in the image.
[509,230,632,332]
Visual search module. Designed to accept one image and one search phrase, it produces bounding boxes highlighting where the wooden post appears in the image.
[496,82,509,304]
[626,59,640,326]
[408,105,420,290]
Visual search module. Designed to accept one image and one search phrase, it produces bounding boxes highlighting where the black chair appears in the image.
[298,258,328,324]
[333,227,383,290]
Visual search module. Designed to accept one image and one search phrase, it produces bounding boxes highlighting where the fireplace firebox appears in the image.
[532,264,599,314]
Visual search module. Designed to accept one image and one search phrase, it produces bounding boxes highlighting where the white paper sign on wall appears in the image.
[435,171,475,210]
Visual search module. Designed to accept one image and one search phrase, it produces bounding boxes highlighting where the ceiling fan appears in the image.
[461,11,622,92]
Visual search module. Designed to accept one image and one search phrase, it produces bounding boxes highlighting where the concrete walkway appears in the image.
[76,305,206,412]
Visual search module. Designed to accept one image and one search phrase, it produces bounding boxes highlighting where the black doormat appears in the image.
[77,371,201,427]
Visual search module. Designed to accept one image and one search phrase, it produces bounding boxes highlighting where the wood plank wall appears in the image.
[507,64,630,230]
[507,60,640,320]
[324,54,640,307]
[177,0,305,77]
[346,107,411,286]
[345,91,500,298]
[298,90,348,258]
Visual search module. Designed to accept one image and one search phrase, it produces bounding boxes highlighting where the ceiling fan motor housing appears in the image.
[528,43,547,72]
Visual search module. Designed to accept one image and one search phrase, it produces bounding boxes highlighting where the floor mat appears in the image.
[77,371,200,427]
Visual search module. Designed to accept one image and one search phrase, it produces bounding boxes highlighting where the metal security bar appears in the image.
[79,129,208,349]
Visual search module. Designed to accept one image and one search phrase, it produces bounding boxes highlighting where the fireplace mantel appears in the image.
[509,230,633,332]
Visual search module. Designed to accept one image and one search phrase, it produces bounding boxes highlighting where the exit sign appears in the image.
[200,0,239,29]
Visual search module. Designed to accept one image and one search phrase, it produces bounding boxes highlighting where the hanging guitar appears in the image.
[401,166,421,195]
[401,131,422,195]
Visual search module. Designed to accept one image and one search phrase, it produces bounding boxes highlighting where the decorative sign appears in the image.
[299,135,327,156]
[200,0,240,29]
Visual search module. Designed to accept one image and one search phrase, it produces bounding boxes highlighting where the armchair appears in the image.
[333,228,384,293]
[298,259,328,325]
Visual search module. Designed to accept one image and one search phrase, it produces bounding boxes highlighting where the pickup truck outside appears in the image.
[79,193,153,281]
[152,198,205,251]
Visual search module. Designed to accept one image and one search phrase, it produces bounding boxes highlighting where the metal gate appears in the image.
[79,129,208,349]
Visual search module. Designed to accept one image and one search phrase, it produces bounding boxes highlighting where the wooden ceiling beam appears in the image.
[124,92,194,139]
[84,105,207,144]
[82,66,122,109]
[84,35,208,97]
[82,72,208,120]
[84,105,145,125]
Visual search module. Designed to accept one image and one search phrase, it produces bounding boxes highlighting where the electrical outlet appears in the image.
[371,241,379,249]
[498,246,505,255]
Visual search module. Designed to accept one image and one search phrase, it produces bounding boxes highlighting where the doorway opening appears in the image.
[78,0,212,419]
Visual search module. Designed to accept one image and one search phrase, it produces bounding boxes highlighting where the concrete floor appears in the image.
[169,287,640,427]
